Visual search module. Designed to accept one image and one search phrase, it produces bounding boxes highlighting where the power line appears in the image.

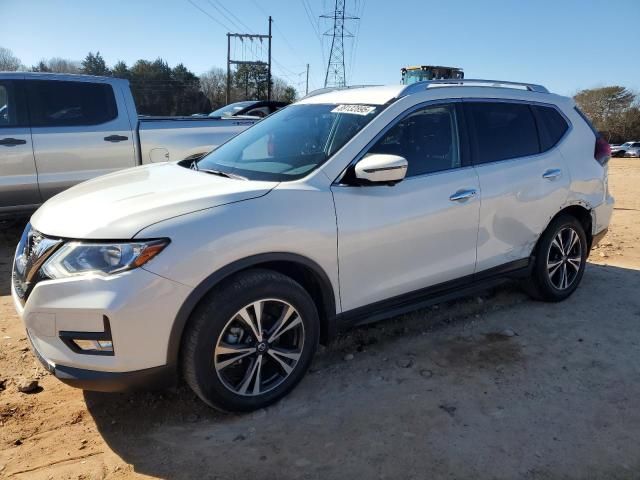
[205,0,245,32]
[322,0,359,87]
[347,0,365,84]
[186,0,230,31]
[211,0,255,33]
[187,0,301,93]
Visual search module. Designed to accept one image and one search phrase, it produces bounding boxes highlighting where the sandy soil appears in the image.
[1,159,639,480]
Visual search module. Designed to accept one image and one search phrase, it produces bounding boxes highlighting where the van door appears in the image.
[26,78,136,201]
[464,100,571,272]
[0,78,41,214]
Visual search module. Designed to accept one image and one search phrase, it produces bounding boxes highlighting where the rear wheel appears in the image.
[525,215,588,302]
[181,269,319,412]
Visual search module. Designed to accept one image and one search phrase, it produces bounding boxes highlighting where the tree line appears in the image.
[0,46,297,116]
[574,86,640,143]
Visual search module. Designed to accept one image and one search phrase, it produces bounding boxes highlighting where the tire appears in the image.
[525,214,588,302]
[181,269,319,412]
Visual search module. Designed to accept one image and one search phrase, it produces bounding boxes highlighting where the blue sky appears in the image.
[2,0,639,96]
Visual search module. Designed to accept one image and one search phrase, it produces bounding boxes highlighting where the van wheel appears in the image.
[525,215,588,302]
[181,269,319,412]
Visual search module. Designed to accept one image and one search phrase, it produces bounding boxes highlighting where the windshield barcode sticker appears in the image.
[331,104,376,116]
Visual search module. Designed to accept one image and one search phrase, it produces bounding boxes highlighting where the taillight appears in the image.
[595,136,611,165]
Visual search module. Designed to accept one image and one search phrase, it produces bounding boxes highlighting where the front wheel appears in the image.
[181,269,319,412]
[525,215,588,302]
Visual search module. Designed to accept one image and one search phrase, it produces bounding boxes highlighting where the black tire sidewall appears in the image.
[533,215,588,301]
[184,270,319,412]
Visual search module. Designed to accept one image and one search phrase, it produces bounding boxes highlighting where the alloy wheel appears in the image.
[213,298,305,396]
[546,227,583,290]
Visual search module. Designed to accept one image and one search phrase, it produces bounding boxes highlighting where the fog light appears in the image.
[59,316,114,356]
[72,339,114,353]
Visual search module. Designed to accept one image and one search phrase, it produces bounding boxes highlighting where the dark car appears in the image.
[207,100,289,119]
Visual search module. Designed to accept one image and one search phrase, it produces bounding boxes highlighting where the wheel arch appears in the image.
[166,253,338,368]
[531,203,594,259]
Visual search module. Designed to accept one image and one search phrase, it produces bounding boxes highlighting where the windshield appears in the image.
[209,101,257,117]
[195,103,382,181]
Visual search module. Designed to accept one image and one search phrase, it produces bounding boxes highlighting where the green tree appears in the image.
[574,86,635,141]
[234,63,269,100]
[111,61,130,79]
[81,51,110,76]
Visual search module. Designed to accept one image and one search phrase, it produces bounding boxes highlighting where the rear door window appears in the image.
[532,105,569,151]
[466,101,540,164]
[26,80,117,127]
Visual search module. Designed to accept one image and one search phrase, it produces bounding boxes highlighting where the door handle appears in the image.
[0,137,27,147]
[542,168,562,180]
[104,135,128,143]
[449,188,477,202]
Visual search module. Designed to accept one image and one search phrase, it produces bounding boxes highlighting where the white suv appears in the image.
[12,79,614,411]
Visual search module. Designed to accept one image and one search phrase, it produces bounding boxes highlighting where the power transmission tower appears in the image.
[321,0,359,88]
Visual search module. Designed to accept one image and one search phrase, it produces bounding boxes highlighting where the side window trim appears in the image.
[334,99,468,185]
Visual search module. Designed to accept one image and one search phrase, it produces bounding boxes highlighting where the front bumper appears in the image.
[27,330,174,391]
[13,267,193,391]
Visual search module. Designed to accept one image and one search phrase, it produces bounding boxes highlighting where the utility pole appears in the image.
[225,19,273,104]
[305,63,310,95]
[267,16,272,101]
[322,0,358,87]
[226,33,231,104]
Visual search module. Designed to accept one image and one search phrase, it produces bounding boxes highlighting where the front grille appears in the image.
[12,223,63,304]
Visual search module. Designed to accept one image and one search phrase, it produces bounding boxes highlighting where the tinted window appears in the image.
[532,105,569,151]
[0,81,27,128]
[467,102,539,164]
[27,80,117,127]
[367,104,460,177]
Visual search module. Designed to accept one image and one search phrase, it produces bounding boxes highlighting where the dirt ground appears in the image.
[1,159,639,480]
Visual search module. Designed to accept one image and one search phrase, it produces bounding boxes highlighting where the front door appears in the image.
[332,103,480,312]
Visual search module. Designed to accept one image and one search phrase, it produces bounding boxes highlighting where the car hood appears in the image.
[31,163,277,239]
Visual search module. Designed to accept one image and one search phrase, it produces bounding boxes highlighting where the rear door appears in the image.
[465,100,571,272]
[26,78,136,200]
[0,77,41,212]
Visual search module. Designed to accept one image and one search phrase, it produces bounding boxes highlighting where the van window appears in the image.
[366,104,461,177]
[27,80,117,127]
[532,105,569,151]
[467,102,540,164]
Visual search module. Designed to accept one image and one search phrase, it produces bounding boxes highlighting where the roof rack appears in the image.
[301,84,381,100]
[400,79,549,97]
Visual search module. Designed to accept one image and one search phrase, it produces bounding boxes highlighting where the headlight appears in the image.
[41,239,169,279]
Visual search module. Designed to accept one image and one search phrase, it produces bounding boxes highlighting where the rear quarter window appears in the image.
[532,105,569,151]
[27,80,118,127]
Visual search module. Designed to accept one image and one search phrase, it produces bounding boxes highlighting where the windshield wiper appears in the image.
[197,168,247,180]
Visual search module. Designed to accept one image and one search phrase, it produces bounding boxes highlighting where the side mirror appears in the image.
[354,154,408,185]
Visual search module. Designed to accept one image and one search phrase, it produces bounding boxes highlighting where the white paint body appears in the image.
[12,83,613,379]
